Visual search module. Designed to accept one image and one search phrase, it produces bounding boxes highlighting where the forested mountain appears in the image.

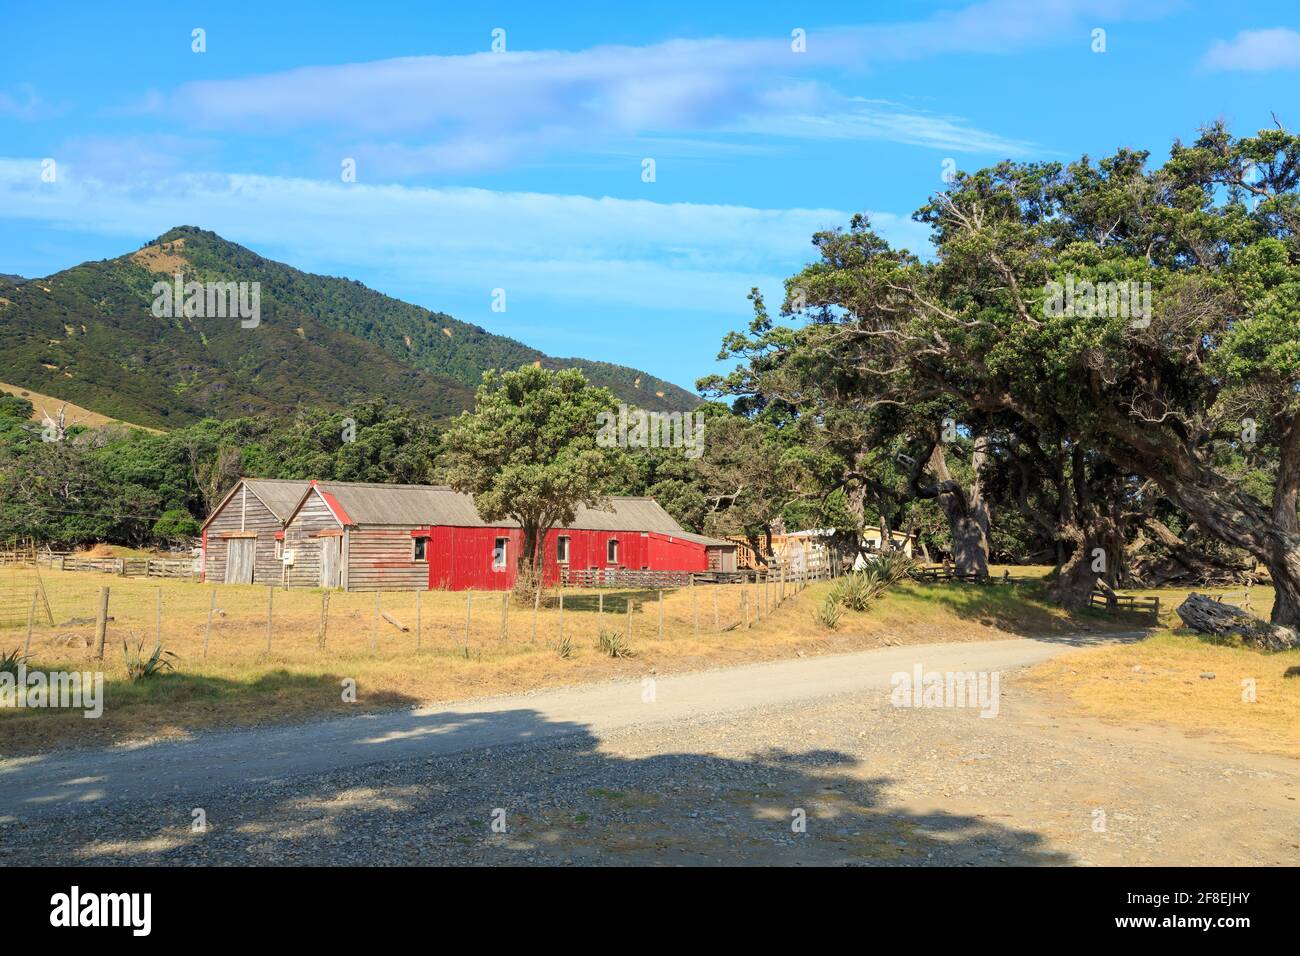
[0,227,698,429]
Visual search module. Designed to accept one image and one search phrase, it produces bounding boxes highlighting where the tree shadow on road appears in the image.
[8,705,1073,866]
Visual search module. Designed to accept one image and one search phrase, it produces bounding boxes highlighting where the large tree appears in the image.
[442,365,626,596]
[776,124,1300,633]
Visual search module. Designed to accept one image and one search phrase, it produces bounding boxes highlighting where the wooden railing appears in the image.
[55,556,197,578]
[561,568,694,589]
[908,566,1010,584]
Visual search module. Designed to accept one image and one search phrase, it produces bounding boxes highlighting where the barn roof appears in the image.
[243,479,314,521]
[662,530,735,548]
[296,481,701,535]
[201,477,313,530]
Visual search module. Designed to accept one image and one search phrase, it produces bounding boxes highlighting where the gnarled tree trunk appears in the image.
[917,440,990,577]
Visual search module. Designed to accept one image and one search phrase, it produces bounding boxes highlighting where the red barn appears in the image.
[277,480,735,591]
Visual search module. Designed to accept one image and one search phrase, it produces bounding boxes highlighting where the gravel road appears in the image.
[2,634,1296,865]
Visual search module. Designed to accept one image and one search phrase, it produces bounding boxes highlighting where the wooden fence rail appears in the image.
[54,556,196,578]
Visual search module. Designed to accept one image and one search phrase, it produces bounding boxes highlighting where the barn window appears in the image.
[274,539,283,560]
[493,537,509,570]
[606,539,619,564]
[412,537,427,562]
[556,535,570,564]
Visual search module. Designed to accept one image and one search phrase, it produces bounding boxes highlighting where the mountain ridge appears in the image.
[0,227,699,429]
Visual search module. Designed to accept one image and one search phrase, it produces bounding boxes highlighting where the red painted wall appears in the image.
[420,526,709,590]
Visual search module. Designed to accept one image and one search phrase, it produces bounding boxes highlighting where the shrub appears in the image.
[123,638,176,682]
[0,647,30,676]
[870,551,915,586]
[831,573,886,612]
[596,628,634,658]
[814,596,843,629]
[555,635,574,659]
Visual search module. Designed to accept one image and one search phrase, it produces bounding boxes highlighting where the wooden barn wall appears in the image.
[202,486,282,585]
[423,526,709,591]
[346,526,429,592]
[647,534,709,574]
[284,491,343,589]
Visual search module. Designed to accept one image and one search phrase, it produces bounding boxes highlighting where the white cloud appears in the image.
[0,159,930,315]
[129,1,1150,175]
[1201,28,1300,72]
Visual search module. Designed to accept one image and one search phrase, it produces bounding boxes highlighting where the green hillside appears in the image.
[0,227,699,428]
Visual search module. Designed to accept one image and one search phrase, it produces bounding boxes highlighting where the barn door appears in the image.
[225,539,255,584]
[320,536,343,589]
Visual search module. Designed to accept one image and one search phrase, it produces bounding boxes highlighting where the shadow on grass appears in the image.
[884,580,1153,644]
[545,589,668,614]
[3,705,1072,867]
[0,669,420,758]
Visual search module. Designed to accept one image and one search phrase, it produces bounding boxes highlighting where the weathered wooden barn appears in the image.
[199,478,312,585]
[272,480,735,592]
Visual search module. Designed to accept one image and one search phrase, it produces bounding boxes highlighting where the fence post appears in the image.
[712,589,719,631]
[692,585,699,636]
[266,586,274,652]
[94,586,110,660]
[318,590,330,649]
[598,591,603,619]
[155,586,162,646]
[626,599,633,641]
[658,589,664,639]
[465,592,472,645]
[415,591,422,650]
[558,590,564,642]
[532,589,540,642]
[204,588,216,661]
[500,591,509,641]
[742,589,749,628]
[24,588,37,654]
[372,591,381,651]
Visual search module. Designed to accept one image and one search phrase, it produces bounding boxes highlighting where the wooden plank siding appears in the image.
[345,527,428,592]
[202,485,284,586]
[284,489,344,589]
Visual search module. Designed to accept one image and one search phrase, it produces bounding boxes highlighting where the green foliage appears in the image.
[122,638,177,682]
[813,596,843,629]
[830,572,887,612]
[0,647,31,676]
[152,508,201,543]
[444,366,628,578]
[555,634,574,659]
[0,401,444,548]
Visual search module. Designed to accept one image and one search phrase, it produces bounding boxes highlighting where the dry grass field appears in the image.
[0,565,1103,754]
[2,564,1292,757]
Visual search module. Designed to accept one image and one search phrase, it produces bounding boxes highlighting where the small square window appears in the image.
[413,537,427,562]
[557,535,570,563]
[493,537,509,570]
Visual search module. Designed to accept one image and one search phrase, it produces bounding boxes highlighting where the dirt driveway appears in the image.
[2,639,1297,865]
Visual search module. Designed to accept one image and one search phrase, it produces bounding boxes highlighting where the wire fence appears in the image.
[8,566,829,668]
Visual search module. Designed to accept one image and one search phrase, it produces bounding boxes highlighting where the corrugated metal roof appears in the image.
[664,530,736,548]
[308,481,690,534]
[244,479,314,521]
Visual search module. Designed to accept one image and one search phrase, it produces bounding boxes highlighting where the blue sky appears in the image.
[2,0,1298,393]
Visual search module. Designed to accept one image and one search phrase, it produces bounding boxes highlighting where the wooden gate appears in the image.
[320,536,343,589]
[224,538,255,584]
